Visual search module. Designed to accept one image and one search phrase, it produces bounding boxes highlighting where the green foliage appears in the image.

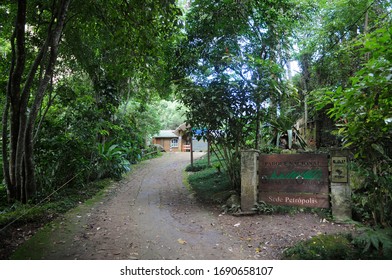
[311,22,392,226]
[283,234,355,260]
[268,108,308,149]
[0,179,110,229]
[253,201,275,215]
[0,0,183,204]
[253,201,332,218]
[118,100,162,145]
[63,0,182,101]
[258,145,282,154]
[350,161,392,226]
[353,227,392,259]
[96,141,132,181]
[296,0,387,91]
[187,161,234,204]
[221,194,241,214]
[284,227,392,260]
[185,165,205,172]
[185,153,220,172]
[142,144,163,159]
[176,0,310,190]
[155,100,187,130]
[34,78,100,191]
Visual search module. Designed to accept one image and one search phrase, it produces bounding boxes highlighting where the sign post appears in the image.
[330,149,352,222]
[258,154,330,208]
[331,156,348,183]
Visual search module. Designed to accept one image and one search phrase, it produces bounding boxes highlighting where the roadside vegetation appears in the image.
[188,154,392,260]
[0,148,161,230]
[186,154,234,204]
[1,0,391,260]
[0,0,178,258]
[180,0,392,260]
[0,149,161,259]
[284,228,392,260]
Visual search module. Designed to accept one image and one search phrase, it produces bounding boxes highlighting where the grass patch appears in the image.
[188,168,234,203]
[185,153,221,172]
[186,154,236,204]
[283,227,392,260]
[283,233,355,260]
[0,179,112,231]
[10,182,114,260]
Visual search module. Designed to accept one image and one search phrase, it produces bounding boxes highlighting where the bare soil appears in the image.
[9,152,355,260]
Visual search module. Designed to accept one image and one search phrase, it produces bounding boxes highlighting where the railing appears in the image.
[183,145,191,152]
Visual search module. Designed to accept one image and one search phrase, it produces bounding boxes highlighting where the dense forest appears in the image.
[0,0,391,256]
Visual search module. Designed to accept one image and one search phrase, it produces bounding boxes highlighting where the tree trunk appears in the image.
[2,99,15,202]
[3,0,71,203]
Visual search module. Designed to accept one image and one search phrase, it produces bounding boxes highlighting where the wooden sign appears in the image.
[259,154,329,208]
[331,156,348,183]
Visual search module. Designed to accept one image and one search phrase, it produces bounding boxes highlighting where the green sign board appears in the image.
[259,154,330,208]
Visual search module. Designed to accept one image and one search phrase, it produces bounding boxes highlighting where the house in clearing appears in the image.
[152,130,182,152]
[152,123,208,152]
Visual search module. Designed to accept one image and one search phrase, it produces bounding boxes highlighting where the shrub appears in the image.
[96,141,131,180]
[352,227,392,259]
[283,234,355,260]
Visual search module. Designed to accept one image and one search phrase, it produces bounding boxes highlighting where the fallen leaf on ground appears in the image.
[177,238,187,245]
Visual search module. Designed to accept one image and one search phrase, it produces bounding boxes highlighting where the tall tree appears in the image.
[296,0,392,225]
[176,0,307,189]
[3,0,71,202]
[1,0,181,203]
[61,0,181,141]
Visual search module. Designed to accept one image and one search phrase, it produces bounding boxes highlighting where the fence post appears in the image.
[241,150,259,213]
[330,149,352,222]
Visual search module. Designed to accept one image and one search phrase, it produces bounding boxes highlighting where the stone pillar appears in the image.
[241,150,259,213]
[330,149,352,222]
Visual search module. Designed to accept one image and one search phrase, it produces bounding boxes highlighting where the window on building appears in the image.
[170,138,178,148]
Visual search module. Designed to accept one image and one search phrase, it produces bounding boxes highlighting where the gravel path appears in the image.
[13,152,355,260]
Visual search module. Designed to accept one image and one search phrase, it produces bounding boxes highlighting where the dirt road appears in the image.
[13,152,354,260]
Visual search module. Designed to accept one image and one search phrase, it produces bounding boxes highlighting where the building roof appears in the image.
[153,130,178,138]
[174,123,191,135]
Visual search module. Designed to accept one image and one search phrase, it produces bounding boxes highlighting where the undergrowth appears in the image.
[253,201,333,219]
[283,233,356,260]
[186,154,392,260]
[0,179,111,229]
[186,154,236,204]
[185,153,220,172]
[283,227,392,260]
[0,152,159,231]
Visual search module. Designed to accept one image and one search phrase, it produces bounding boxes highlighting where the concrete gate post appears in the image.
[241,150,259,213]
[330,149,352,222]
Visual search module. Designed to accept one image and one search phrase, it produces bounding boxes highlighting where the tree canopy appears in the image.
[0,0,391,227]
[174,0,392,224]
[0,0,181,203]
[175,0,309,189]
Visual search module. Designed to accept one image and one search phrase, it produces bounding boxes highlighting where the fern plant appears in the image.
[353,227,392,259]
